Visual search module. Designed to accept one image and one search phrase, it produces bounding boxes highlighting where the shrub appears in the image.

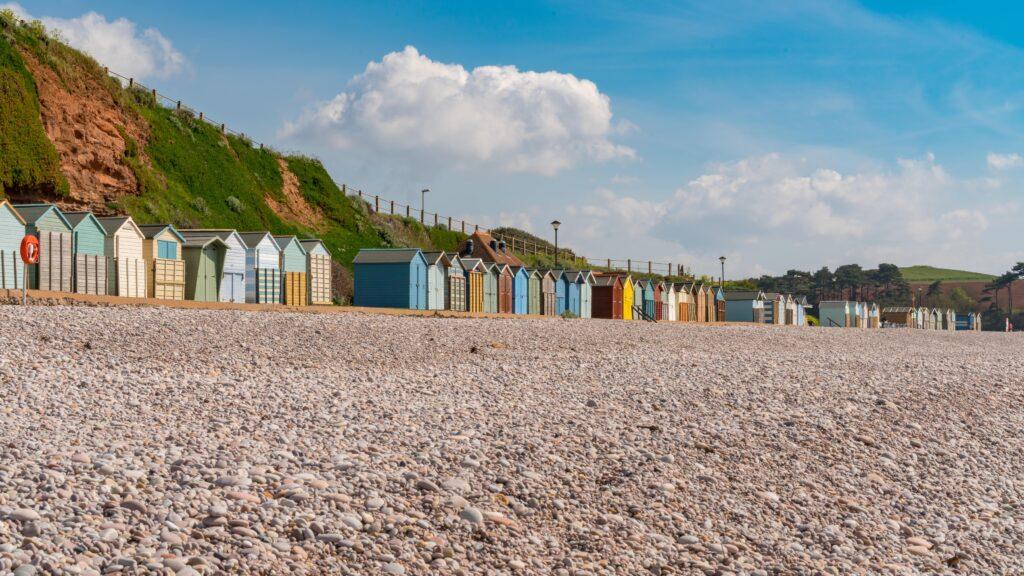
[189,196,208,215]
[560,310,579,319]
[226,196,245,213]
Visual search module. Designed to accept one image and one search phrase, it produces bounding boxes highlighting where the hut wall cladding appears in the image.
[144,229,185,301]
[23,207,73,292]
[219,233,247,304]
[285,272,309,306]
[653,283,663,321]
[483,269,497,314]
[447,271,467,312]
[592,279,622,320]
[567,277,580,316]
[244,236,281,304]
[103,222,146,298]
[498,268,513,314]
[183,243,224,302]
[622,280,633,320]
[0,203,24,289]
[467,269,484,313]
[426,260,445,311]
[527,273,541,315]
[554,274,566,315]
[541,273,556,316]
[67,214,110,296]
[513,269,528,315]
[276,237,308,306]
[307,252,331,305]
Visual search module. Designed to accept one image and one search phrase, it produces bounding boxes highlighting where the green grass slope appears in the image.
[900,265,996,283]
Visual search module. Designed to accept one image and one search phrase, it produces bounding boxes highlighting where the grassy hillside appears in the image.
[900,265,996,283]
[0,13,474,300]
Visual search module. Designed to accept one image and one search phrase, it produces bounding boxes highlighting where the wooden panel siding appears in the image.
[74,254,108,295]
[285,272,309,306]
[275,236,307,305]
[0,203,25,290]
[240,233,282,304]
[300,239,332,306]
[153,259,185,300]
[353,249,428,309]
[527,272,541,315]
[37,231,73,292]
[497,266,513,314]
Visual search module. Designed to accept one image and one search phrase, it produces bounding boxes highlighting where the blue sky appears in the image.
[8,1,1024,276]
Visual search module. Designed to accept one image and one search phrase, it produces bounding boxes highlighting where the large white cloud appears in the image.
[986,152,1024,170]
[280,46,634,175]
[567,153,1007,277]
[2,3,185,79]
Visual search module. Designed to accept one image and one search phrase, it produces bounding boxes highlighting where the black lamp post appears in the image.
[719,256,726,290]
[551,220,561,267]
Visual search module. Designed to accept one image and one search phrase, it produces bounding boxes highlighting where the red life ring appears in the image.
[20,235,39,264]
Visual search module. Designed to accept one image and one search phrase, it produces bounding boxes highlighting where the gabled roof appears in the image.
[138,223,186,243]
[353,248,425,265]
[13,203,71,229]
[96,215,143,238]
[545,269,565,280]
[179,229,245,247]
[421,251,452,267]
[273,235,307,255]
[181,235,229,249]
[238,232,282,250]
[460,257,486,272]
[882,307,914,313]
[454,230,525,267]
[593,275,622,287]
[447,253,463,269]
[299,239,330,256]
[62,211,103,231]
[0,201,26,225]
[508,265,530,277]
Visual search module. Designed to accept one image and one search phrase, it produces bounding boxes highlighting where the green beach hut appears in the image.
[274,235,308,306]
[13,203,73,292]
[182,235,228,302]
[63,211,110,295]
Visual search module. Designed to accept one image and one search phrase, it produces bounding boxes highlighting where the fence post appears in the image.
[607,259,611,268]
[628,259,631,273]
[129,78,134,87]
[342,184,347,194]
[668,263,672,278]
[375,196,380,213]
[199,112,204,120]
[151,89,156,99]
[406,205,410,218]
[221,124,225,133]
[434,213,438,227]
[474,224,478,232]
[448,216,452,230]
[358,190,363,199]
[176,100,181,110]
[391,200,395,214]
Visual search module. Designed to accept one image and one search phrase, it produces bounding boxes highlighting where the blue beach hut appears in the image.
[510,265,530,315]
[0,201,27,289]
[353,248,428,309]
[548,270,567,315]
[565,271,582,317]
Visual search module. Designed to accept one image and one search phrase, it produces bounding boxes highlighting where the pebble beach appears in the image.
[0,306,1022,575]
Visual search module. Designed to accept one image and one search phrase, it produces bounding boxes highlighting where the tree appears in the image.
[812,267,834,301]
[948,288,976,312]
[926,280,943,305]
[834,264,865,301]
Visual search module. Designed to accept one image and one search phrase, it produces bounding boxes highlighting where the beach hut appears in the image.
[783,295,797,325]
[181,235,227,302]
[96,216,146,298]
[724,291,766,323]
[0,201,27,290]
[482,263,499,313]
[793,296,810,326]
[622,276,635,320]
[14,204,73,292]
[352,248,428,309]
[239,232,282,304]
[819,301,852,327]
[652,281,664,321]
[763,293,788,325]
[64,211,109,295]
[446,255,467,311]
[527,269,542,315]
[180,230,246,303]
[930,308,942,331]
[423,251,451,311]
[547,270,567,315]
[510,266,530,315]
[632,279,653,319]
[713,286,726,321]
[300,239,332,306]
[591,274,622,319]
[274,236,308,306]
[915,307,928,329]
[138,224,186,301]
[496,263,513,314]
[663,280,679,319]
[540,270,557,315]
[578,271,594,319]
[882,307,914,327]
[564,271,582,317]
[868,303,881,328]
[693,283,706,322]
[944,309,956,331]
[462,258,485,313]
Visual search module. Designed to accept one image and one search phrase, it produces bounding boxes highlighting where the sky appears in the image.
[5,1,1024,277]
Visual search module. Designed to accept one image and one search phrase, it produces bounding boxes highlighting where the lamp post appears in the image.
[420,188,429,224]
[719,256,726,290]
[551,220,561,267]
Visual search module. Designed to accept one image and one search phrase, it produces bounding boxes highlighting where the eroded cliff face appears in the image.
[17,50,148,213]
[265,157,324,229]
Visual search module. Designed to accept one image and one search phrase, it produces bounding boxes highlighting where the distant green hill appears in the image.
[900,265,996,283]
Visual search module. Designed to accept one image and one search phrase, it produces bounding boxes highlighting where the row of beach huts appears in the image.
[0,201,332,305]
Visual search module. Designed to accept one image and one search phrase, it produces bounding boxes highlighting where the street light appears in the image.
[719,256,726,290]
[420,188,430,223]
[551,220,561,267]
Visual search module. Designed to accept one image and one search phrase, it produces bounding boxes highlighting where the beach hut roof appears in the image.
[461,257,486,272]
[421,251,452,266]
[138,223,186,242]
[353,248,425,264]
[0,201,27,225]
[298,239,330,255]
[62,211,102,230]
[237,232,282,250]
[95,216,142,237]
[273,235,307,255]
[179,229,245,245]
[593,275,622,287]
[14,203,71,228]
[882,306,914,313]
[182,235,229,249]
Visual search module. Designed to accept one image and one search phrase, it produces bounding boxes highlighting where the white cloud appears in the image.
[280,46,634,176]
[1,3,185,79]
[986,152,1024,170]
[566,152,1007,276]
